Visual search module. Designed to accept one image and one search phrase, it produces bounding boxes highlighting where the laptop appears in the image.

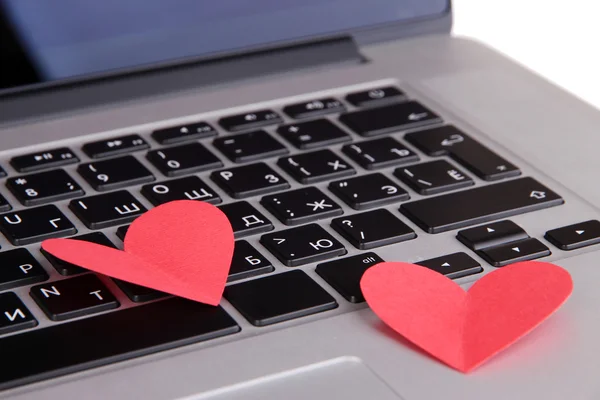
[2,0,600,398]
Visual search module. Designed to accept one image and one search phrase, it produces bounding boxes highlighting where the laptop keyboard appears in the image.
[0,82,592,390]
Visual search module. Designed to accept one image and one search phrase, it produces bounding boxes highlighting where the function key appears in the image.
[11,147,78,173]
[70,191,147,229]
[211,163,289,199]
[42,232,116,276]
[283,98,345,119]
[342,137,418,170]
[146,143,222,177]
[278,150,355,184]
[545,220,600,251]
[478,238,551,267]
[7,170,84,206]
[329,173,409,210]
[229,240,274,282]
[151,122,217,145]
[345,86,405,107]
[457,220,529,251]
[0,293,37,335]
[417,252,483,279]
[340,101,442,137]
[141,177,221,206]
[261,187,342,225]
[83,134,149,159]
[213,130,288,163]
[218,201,273,238]
[78,156,154,191]
[219,110,282,132]
[394,160,474,195]
[0,206,76,245]
[0,249,48,291]
[277,119,351,150]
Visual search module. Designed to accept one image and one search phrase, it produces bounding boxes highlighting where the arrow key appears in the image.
[545,220,600,250]
[478,238,550,267]
[417,252,482,279]
[457,220,529,251]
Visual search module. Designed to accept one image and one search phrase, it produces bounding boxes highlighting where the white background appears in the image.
[453,0,600,110]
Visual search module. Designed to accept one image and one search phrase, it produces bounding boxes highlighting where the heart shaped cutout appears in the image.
[360,261,573,372]
[42,200,234,305]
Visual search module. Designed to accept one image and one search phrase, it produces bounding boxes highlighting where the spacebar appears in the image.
[400,177,564,233]
[0,298,240,391]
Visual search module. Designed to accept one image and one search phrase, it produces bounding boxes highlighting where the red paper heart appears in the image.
[41,200,234,305]
[360,261,573,372]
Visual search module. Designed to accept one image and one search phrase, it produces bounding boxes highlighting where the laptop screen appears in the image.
[1,0,449,92]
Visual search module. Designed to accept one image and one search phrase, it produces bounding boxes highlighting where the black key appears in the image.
[0,206,76,245]
[0,293,37,335]
[339,101,442,137]
[331,209,416,250]
[142,177,221,206]
[0,193,11,213]
[316,252,384,303]
[417,252,483,279]
[11,147,78,173]
[345,86,405,107]
[261,224,346,267]
[116,225,129,241]
[228,240,274,282]
[225,270,337,326]
[0,298,239,391]
[7,170,84,206]
[401,177,563,234]
[146,143,223,177]
[261,187,342,225]
[211,163,289,199]
[70,191,147,229]
[42,232,116,276]
[329,174,409,210]
[278,150,355,184]
[151,122,217,145]
[82,134,149,159]
[457,220,529,251]
[78,156,154,191]
[545,220,600,251]
[31,274,119,321]
[114,280,167,303]
[394,160,474,195]
[277,119,351,150]
[0,249,48,291]
[342,137,419,170]
[405,126,521,181]
[219,201,273,238]
[478,238,551,267]
[283,98,345,119]
[219,109,282,132]
[214,130,288,163]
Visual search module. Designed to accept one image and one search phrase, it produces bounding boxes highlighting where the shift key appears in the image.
[400,177,563,233]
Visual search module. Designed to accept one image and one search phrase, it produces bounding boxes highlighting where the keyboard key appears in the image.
[331,209,416,250]
[283,98,345,119]
[405,126,521,181]
[345,86,405,107]
[219,201,273,238]
[7,170,84,206]
[261,224,346,267]
[42,232,116,276]
[214,130,288,163]
[545,220,600,251]
[229,240,274,282]
[478,238,551,267]
[316,252,384,303]
[116,225,129,241]
[146,143,222,177]
[225,270,337,326]
[31,274,119,321]
[261,187,342,225]
[0,165,6,178]
[211,163,289,199]
[219,109,282,132]
[0,193,11,213]
[142,177,221,206]
[457,220,529,251]
[114,280,167,303]
[394,160,474,195]
[339,101,442,137]
[151,122,217,145]
[0,249,48,291]
[417,252,483,279]
[70,191,147,229]
[0,298,239,391]
[342,137,419,170]
[278,150,355,184]
[401,177,563,233]
[0,206,76,245]
[11,147,78,172]
[0,293,37,335]
[329,174,409,210]
[277,119,351,150]
[82,134,149,159]
[78,156,154,191]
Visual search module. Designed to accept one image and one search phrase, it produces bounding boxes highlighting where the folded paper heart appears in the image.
[360,261,573,373]
[41,200,234,305]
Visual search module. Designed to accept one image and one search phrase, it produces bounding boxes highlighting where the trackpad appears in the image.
[196,357,403,400]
